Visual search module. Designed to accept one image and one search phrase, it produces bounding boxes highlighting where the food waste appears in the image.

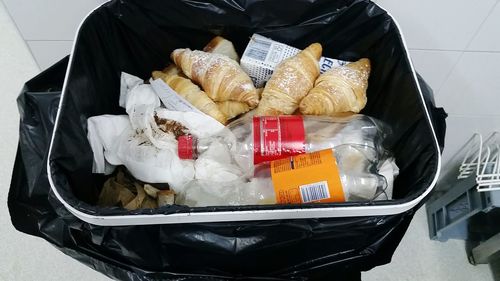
[90,34,399,209]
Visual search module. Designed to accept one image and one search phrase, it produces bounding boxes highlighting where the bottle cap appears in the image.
[178,135,195,159]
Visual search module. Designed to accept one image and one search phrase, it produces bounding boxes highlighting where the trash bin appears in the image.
[9,0,447,279]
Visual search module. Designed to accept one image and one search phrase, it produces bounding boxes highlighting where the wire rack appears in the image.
[457,132,500,192]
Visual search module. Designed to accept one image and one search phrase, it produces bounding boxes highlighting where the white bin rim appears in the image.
[46,1,442,226]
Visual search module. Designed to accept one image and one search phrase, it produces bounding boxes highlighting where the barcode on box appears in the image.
[299,181,330,203]
[246,37,271,61]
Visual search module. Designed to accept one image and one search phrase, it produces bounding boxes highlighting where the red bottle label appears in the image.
[253,116,306,164]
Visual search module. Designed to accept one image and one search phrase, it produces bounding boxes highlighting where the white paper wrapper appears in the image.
[240,34,348,87]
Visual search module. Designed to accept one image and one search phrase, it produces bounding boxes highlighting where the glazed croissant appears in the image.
[152,66,228,124]
[171,49,259,107]
[255,43,322,115]
[299,58,371,116]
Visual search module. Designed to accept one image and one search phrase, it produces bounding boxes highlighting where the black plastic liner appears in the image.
[10,59,445,281]
[9,0,448,279]
[48,0,442,217]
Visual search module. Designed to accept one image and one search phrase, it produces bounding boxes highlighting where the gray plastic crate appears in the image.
[426,177,500,241]
[427,134,500,241]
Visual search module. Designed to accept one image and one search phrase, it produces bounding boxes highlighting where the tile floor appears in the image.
[0,2,107,281]
[1,0,499,280]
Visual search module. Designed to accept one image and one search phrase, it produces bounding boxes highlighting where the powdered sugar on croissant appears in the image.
[255,43,322,115]
[171,49,259,107]
[299,58,370,116]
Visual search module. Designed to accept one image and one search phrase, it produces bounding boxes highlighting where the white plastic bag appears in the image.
[87,115,130,174]
[180,178,275,206]
[194,138,243,182]
[88,73,225,191]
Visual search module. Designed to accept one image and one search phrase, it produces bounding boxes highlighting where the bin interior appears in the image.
[48,0,440,216]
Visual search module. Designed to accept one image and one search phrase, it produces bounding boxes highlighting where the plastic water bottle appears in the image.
[176,115,392,204]
[179,143,394,206]
[178,114,387,167]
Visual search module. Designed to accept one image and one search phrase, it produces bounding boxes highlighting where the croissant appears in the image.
[216,88,264,120]
[152,65,228,124]
[216,101,250,120]
[255,43,322,115]
[203,36,240,62]
[299,58,371,116]
[171,49,259,107]
[202,36,248,119]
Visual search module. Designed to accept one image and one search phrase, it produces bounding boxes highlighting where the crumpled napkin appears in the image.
[88,72,224,192]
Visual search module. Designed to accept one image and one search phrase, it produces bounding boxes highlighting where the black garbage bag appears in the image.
[9,0,447,280]
[9,64,446,281]
[49,0,443,216]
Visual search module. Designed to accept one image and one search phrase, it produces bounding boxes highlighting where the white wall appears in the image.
[2,0,106,69]
[375,0,500,165]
